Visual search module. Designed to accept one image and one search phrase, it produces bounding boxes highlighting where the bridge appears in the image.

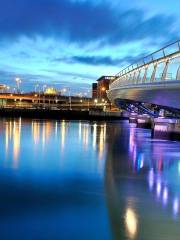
[107,40,180,117]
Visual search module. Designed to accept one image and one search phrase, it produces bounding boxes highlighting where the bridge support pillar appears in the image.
[137,114,152,129]
[129,114,152,129]
[129,113,138,124]
[152,118,180,141]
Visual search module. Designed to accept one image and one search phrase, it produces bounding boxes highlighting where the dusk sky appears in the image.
[0,0,179,94]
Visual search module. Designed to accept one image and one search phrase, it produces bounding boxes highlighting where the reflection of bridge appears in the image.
[107,40,180,116]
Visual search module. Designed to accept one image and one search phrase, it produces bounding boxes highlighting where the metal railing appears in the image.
[110,40,180,89]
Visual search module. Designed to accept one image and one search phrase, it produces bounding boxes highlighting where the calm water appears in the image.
[0,118,180,240]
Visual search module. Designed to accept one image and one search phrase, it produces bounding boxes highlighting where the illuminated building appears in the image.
[44,87,58,95]
[96,76,117,100]
[0,84,6,93]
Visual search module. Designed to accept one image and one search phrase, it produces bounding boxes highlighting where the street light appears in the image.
[42,84,47,93]
[101,87,106,91]
[63,88,71,110]
[35,84,39,93]
[99,86,106,100]
[42,85,47,108]
[6,86,10,93]
[15,77,21,93]
[94,99,98,108]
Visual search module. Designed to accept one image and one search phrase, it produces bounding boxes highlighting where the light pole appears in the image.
[80,99,83,111]
[63,88,71,110]
[100,87,106,100]
[15,77,21,93]
[94,99,98,108]
[35,84,39,93]
[84,92,89,110]
[42,85,47,108]
[34,84,40,106]
[42,85,47,93]
[38,88,41,107]
[6,86,10,93]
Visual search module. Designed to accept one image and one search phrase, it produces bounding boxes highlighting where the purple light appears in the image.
[162,187,168,205]
[156,181,161,198]
[129,128,135,153]
[173,198,179,216]
[148,169,154,190]
[140,154,144,169]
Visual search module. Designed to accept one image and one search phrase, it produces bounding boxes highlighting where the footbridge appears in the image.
[107,40,180,117]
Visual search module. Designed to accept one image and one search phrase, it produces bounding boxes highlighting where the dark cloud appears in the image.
[43,69,96,80]
[52,53,148,66]
[0,0,178,45]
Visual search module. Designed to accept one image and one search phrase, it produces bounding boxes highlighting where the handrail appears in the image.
[115,40,180,77]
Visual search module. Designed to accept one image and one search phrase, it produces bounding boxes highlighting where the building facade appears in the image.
[96,76,116,100]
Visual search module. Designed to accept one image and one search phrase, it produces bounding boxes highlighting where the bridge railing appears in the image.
[110,40,180,90]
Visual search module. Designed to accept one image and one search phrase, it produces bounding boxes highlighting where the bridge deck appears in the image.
[108,80,180,109]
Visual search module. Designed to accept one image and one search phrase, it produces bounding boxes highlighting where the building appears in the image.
[96,76,116,100]
[0,84,6,93]
[92,83,98,99]
[44,87,58,95]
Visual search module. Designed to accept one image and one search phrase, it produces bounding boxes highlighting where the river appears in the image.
[0,118,180,240]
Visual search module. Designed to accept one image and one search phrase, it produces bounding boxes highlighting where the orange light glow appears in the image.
[101,87,106,91]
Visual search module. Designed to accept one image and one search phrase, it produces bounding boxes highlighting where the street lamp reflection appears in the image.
[125,208,138,239]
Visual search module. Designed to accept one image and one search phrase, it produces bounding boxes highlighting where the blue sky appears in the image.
[0,0,179,94]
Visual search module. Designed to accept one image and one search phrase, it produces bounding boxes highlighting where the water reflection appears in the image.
[125,207,138,239]
[93,123,97,150]
[1,119,107,173]
[61,120,66,150]
[5,121,9,153]
[0,119,180,239]
[105,122,180,240]
[4,119,21,168]
[82,124,89,150]
[13,119,21,168]
[32,121,40,145]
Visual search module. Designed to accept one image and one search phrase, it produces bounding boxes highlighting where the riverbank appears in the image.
[0,107,127,121]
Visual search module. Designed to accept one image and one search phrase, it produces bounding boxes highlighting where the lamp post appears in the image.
[63,88,71,110]
[35,84,39,93]
[80,99,83,111]
[6,86,10,93]
[42,85,47,108]
[34,84,41,106]
[15,77,21,93]
[94,98,98,108]
[42,85,47,93]
[100,86,106,100]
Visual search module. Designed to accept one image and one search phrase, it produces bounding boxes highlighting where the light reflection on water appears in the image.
[125,207,138,239]
[105,123,180,240]
[0,118,180,240]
